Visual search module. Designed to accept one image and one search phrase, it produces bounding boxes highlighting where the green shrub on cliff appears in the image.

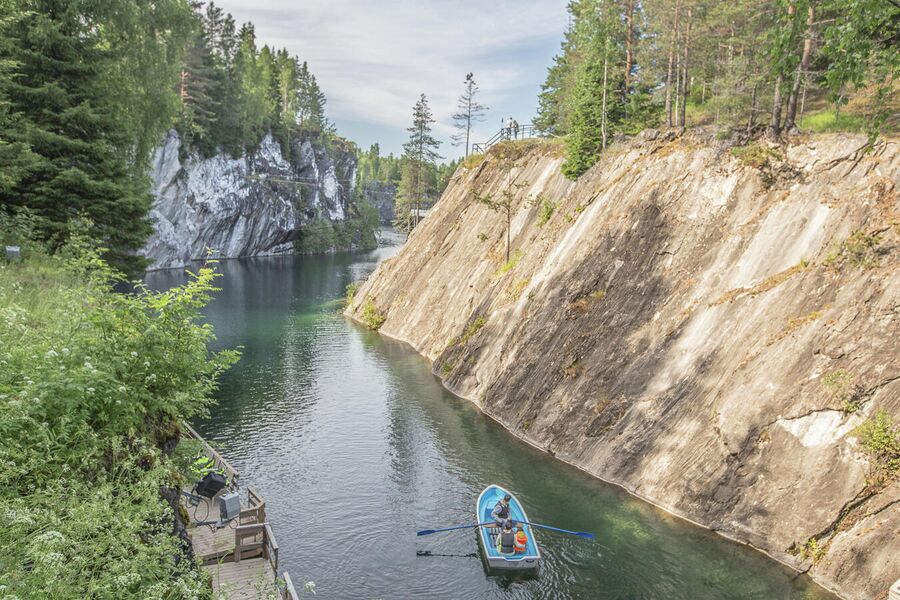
[854,410,900,480]
[360,297,386,330]
[0,235,238,599]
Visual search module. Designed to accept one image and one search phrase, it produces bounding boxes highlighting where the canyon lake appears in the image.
[146,231,837,600]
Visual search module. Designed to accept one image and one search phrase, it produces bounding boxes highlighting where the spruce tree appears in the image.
[395,94,441,232]
[0,0,176,273]
[178,30,223,156]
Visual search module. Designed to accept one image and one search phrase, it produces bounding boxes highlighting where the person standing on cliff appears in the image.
[513,119,520,139]
[507,117,514,140]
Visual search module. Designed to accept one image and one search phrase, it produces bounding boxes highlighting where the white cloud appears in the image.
[212,0,568,154]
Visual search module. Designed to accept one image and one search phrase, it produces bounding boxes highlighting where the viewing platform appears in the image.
[180,422,302,600]
[472,123,539,154]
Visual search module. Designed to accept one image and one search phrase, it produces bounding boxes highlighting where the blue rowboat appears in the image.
[476,485,541,570]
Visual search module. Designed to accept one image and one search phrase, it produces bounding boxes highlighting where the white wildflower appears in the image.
[45,350,58,358]
[130,351,138,358]
[86,387,95,395]
[33,531,65,547]
[61,348,70,355]
[304,581,316,595]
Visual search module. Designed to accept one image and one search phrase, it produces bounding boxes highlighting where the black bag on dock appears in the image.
[195,472,227,498]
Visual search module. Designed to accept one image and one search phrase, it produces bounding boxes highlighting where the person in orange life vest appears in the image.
[514,524,528,553]
[496,519,516,555]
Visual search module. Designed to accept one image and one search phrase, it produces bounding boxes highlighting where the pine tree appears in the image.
[395,94,441,233]
[451,73,488,158]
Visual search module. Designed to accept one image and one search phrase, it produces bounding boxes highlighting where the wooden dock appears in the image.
[181,422,301,600]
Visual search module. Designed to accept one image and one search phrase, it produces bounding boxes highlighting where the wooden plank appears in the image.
[282,573,300,600]
[204,558,276,600]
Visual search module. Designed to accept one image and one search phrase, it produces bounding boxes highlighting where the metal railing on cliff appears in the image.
[471,123,539,155]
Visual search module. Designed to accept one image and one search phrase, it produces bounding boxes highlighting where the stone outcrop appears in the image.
[143,130,358,270]
[346,132,900,600]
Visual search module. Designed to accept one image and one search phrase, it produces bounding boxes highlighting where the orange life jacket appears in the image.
[514,530,528,553]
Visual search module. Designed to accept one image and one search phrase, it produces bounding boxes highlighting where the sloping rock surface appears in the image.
[347,132,900,600]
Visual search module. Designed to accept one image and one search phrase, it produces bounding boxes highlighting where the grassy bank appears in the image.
[0,228,237,598]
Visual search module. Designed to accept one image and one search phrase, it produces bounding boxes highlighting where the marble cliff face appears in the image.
[143,130,357,270]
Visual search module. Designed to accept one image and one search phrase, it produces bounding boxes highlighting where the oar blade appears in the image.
[416,530,437,536]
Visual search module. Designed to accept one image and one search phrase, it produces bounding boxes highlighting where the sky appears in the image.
[210,0,570,159]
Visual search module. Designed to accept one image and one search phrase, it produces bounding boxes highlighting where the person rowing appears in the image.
[491,493,512,526]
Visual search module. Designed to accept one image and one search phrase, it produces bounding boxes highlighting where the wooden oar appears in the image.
[416,521,495,536]
[512,520,595,540]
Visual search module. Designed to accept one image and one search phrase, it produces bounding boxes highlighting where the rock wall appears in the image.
[143,130,358,270]
[346,132,900,600]
[362,180,397,225]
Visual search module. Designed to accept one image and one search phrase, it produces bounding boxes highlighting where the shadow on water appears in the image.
[145,231,837,600]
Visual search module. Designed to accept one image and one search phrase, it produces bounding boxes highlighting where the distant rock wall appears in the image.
[347,132,900,600]
[142,130,358,270]
[362,180,397,225]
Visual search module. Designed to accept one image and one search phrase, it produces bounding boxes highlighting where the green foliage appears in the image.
[535,196,558,227]
[451,73,488,158]
[494,249,524,277]
[799,538,827,563]
[360,297,386,330]
[395,94,443,233]
[345,282,361,305]
[821,369,861,413]
[730,144,782,170]
[824,231,884,270]
[798,111,867,134]
[440,358,457,376]
[457,316,487,346]
[297,206,378,254]
[0,0,193,274]
[0,241,238,598]
[853,410,900,479]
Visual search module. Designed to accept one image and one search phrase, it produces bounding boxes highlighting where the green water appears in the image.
[146,234,836,600]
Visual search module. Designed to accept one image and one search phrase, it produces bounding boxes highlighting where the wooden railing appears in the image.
[181,421,240,486]
[282,573,300,600]
[240,486,266,525]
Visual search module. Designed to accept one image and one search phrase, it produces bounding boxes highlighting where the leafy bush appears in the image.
[853,410,900,479]
[345,281,361,305]
[0,239,238,599]
[360,297,386,330]
[536,196,557,227]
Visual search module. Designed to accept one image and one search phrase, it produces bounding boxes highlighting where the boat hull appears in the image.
[476,485,541,571]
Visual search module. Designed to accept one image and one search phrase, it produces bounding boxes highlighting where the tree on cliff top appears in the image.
[395,94,442,233]
[451,73,488,158]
